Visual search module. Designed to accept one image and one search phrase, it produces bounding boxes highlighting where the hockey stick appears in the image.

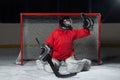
[35,37,77,78]
[35,37,41,46]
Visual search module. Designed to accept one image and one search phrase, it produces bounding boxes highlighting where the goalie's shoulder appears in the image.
[48,28,58,35]
[51,28,63,34]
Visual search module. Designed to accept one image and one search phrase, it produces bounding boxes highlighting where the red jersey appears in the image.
[45,28,90,60]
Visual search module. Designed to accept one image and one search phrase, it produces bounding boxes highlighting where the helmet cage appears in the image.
[63,18,72,27]
[59,16,73,30]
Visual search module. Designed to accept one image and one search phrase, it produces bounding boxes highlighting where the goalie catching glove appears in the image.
[81,13,94,31]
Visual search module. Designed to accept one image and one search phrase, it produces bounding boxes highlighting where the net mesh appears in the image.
[20,13,101,64]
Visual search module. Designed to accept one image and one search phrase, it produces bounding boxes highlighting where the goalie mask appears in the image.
[59,16,72,30]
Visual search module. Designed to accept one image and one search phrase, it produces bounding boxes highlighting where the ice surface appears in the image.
[1,48,120,80]
[0,61,120,80]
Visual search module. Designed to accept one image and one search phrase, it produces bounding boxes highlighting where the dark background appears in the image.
[0,0,120,23]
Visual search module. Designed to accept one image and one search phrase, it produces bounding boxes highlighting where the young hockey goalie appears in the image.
[36,13,94,74]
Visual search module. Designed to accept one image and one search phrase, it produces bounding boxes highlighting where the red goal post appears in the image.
[20,13,101,65]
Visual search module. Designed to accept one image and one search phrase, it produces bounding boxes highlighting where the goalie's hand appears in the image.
[81,13,94,31]
[39,44,52,61]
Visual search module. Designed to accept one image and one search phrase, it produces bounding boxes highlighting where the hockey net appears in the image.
[17,13,101,65]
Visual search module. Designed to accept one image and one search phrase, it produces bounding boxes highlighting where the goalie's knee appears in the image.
[82,59,92,71]
[66,57,85,73]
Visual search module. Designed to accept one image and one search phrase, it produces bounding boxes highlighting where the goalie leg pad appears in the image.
[36,59,45,70]
[36,59,53,73]
[81,58,92,71]
[65,56,85,73]
[44,63,53,73]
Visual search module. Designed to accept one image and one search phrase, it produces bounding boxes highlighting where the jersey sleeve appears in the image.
[73,28,91,40]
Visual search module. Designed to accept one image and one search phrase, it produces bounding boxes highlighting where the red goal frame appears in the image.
[20,13,101,65]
